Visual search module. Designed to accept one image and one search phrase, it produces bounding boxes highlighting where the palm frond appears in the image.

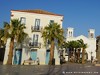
[42,22,64,47]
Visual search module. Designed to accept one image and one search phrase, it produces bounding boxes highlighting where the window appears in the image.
[34,19,40,30]
[71,32,72,37]
[20,17,26,25]
[32,34,39,46]
[69,31,72,37]
[33,34,39,42]
[50,20,54,24]
[69,31,70,37]
[36,35,39,42]
[35,19,40,26]
[90,33,94,38]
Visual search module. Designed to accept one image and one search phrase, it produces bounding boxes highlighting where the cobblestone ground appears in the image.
[0,64,100,75]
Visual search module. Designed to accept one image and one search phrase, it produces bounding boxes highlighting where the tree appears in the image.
[65,41,80,62]
[0,29,4,48]
[78,39,87,64]
[1,22,10,44]
[42,23,64,65]
[63,40,87,63]
[96,35,100,62]
[2,19,27,65]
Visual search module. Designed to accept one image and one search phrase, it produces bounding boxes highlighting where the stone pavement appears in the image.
[0,64,100,75]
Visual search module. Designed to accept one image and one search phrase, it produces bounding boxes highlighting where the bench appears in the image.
[23,60,37,65]
[94,64,100,66]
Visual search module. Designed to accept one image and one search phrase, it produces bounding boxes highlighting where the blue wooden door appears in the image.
[30,51,37,60]
[45,50,50,65]
[13,49,22,65]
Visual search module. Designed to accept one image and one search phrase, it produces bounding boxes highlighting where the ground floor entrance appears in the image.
[0,48,5,64]
[30,49,37,61]
[13,49,22,65]
[45,50,50,65]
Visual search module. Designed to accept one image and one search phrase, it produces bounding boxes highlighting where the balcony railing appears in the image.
[29,42,41,48]
[31,26,42,32]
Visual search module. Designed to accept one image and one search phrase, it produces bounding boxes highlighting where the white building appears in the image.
[65,27,96,61]
[3,9,63,65]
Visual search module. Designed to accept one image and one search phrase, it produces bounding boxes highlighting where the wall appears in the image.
[66,35,96,61]
[10,10,63,65]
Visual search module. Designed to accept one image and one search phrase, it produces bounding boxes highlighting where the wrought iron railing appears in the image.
[31,26,42,32]
[29,42,41,48]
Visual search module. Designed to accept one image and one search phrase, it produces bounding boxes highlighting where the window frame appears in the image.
[35,19,40,26]
[20,17,26,25]
[49,20,54,25]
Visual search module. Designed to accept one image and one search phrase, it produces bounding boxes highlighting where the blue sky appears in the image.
[0,0,100,37]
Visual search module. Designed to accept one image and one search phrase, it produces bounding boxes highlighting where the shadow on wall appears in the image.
[21,36,32,63]
[23,36,32,54]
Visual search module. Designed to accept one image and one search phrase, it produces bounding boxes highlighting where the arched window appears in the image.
[20,17,26,25]
[69,31,70,37]
[90,33,94,38]
[71,31,72,37]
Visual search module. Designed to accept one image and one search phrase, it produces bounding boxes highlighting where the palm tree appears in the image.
[66,41,80,62]
[1,22,10,44]
[42,23,64,65]
[78,39,87,64]
[2,19,27,65]
[0,28,4,48]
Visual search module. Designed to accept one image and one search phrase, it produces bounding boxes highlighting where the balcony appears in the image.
[31,26,42,32]
[29,42,41,48]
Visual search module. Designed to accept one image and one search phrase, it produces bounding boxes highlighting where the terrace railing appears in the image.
[29,42,41,48]
[31,26,42,32]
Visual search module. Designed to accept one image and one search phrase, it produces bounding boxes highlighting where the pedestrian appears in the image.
[36,57,40,65]
[60,56,63,65]
[91,56,93,63]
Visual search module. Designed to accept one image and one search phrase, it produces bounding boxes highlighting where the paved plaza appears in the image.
[0,64,100,75]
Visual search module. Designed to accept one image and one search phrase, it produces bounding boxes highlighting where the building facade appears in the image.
[64,27,96,62]
[96,35,100,63]
[3,9,63,65]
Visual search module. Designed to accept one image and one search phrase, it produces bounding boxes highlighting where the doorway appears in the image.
[30,49,37,60]
[0,48,5,64]
[13,49,22,65]
[45,50,50,65]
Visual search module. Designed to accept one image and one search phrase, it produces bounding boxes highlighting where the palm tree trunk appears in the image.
[0,39,1,47]
[82,49,85,64]
[7,38,14,65]
[77,49,80,63]
[49,40,54,65]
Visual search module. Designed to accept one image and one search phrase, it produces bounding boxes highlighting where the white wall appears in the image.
[66,35,96,61]
[11,11,63,48]
[10,10,63,65]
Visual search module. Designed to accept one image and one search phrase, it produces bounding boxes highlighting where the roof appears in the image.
[11,9,63,16]
[76,35,88,40]
[96,35,100,39]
